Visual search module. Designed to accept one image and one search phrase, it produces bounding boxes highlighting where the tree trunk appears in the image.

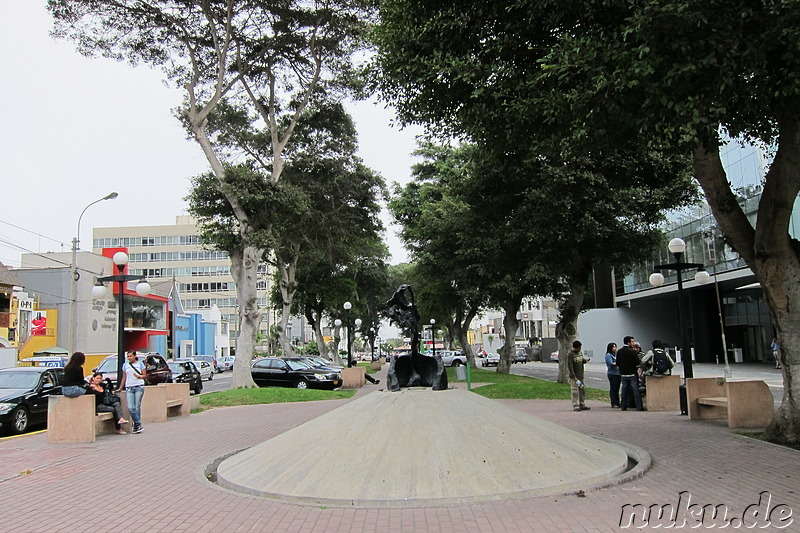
[331,324,344,366]
[496,298,521,374]
[694,120,800,444]
[309,308,328,359]
[230,245,261,388]
[452,307,478,367]
[555,286,585,384]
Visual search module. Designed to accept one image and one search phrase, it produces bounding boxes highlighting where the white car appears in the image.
[179,359,214,381]
[217,356,235,372]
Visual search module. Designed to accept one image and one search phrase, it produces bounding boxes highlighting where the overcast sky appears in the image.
[0,2,420,269]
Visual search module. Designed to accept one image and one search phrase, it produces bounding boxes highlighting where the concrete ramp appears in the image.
[215,388,630,507]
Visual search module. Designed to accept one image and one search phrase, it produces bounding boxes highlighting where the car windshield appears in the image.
[168,363,189,374]
[96,358,119,373]
[0,371,42,389]
[285,359,311,371]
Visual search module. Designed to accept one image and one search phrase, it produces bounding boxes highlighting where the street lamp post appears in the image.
[370,327,376,361]
[92,252,151,381]
[649,238,710,414]
[69,192,118,353]
[430,319,437,358]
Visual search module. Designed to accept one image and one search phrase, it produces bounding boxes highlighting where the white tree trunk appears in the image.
[230,245,261,388]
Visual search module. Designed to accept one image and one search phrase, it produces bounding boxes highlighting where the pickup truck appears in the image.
[439,350,468,367]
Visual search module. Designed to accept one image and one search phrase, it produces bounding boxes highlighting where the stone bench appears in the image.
[643,374,681,411]
[341,367,366,388]
[141,383,190,423]
[47,395,120,443]
[686,377,775,429]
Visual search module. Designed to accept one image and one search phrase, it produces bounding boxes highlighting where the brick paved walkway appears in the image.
[1,379,797,532]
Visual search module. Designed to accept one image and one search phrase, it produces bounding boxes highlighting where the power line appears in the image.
[0,218,67,247]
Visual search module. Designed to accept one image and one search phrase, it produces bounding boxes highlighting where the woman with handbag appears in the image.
[87,373,128,434]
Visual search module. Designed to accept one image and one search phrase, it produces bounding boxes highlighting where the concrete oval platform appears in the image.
[215,388,635,507]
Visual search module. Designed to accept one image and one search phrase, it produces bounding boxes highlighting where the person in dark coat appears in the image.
[617,336,644,411]
[61,352,88,397]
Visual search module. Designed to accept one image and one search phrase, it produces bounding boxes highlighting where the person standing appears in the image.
[617,336,644,411]
[772,337,781,369]
[604,342,621,408]
[61,352,88,398]
[567,340,591,411]
[117,350,146,434]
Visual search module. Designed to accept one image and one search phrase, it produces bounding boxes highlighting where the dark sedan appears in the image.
[168,361,203,395]
[0,367,63,434]
[251,357,342,390]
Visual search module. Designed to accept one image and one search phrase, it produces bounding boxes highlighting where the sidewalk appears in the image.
[0,365,797,532]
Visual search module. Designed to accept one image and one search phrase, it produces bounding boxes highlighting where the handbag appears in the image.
[102,381,120,405]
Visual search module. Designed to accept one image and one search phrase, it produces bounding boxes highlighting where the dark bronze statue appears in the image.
[385,285,448,391]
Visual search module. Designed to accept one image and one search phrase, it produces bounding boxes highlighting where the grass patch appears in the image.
[447,366,608,402]
[198,387,356,410]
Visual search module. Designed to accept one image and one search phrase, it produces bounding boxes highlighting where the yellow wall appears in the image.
[19,309,59,360]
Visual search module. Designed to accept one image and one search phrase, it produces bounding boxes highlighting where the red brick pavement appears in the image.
[0,383,797,532]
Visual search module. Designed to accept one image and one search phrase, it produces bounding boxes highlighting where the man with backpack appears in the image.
[641,340,675,376]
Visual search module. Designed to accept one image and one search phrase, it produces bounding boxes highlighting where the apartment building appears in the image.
[93,215,272,351]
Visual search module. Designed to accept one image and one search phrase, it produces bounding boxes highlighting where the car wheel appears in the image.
[452,360,462,367]
[194,382,202,394]
[12,407,30,434]
[295,379,308,389]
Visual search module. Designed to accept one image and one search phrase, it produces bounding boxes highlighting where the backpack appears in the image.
[652,349,670,375]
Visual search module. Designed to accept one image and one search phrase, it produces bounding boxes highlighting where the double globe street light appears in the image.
[334,301,361,367]
[649,237,710,414]
[92,252,151,381]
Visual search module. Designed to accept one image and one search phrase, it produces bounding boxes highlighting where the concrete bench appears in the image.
[686,377,775,429]
[643,374,681,411]
[141,383,190,423]
[47,394,120,443]
[341,367,366,388]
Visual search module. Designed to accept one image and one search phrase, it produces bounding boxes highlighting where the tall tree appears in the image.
[374,0,800,443]
[50,0,376,388]
[391,141,695,376]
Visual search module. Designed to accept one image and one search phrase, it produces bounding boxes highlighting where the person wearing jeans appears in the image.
[117,350,147,433]
[617,336,644,411]
[604,342,621,408]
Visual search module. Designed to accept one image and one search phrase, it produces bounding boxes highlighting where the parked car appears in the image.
[168,361,203,395]
[481,352,501,367]
[0,366,63,434]
[91,353,172,387]
[300,356,344,372]
[251,357,342,390]
[191,355,219,373]
[550,351,559,361]
[217,355,235,372]
[180,358,213,381]
[439,350,468,367]
[513,348,529,364]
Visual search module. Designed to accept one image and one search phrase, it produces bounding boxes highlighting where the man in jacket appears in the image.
[617,336,645,411]
[567,340,591,411]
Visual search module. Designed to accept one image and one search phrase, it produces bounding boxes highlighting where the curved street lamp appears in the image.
[68,192,118,353]
[649,237,709,414]
[93,251,151,380]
